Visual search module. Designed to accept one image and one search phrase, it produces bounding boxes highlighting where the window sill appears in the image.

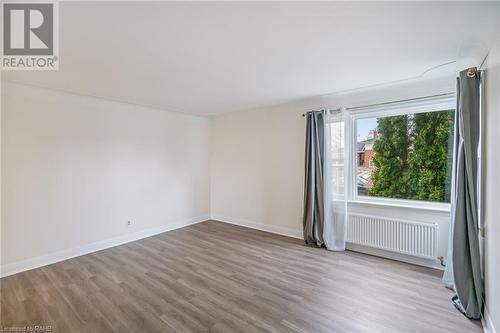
[346,198,451,213]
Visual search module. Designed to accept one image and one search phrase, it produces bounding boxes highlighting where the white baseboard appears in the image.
[483,307,497,333]
[3,213,446,278]
[0,214,210,278]
[211,215,303,239]
[212,215,444,270]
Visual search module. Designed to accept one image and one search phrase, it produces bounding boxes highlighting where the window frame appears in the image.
[328,94,455,212]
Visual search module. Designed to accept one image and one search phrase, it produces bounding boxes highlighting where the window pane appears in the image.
[356,110,454,202]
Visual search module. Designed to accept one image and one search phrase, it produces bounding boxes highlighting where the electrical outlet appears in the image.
[127,220,132,227]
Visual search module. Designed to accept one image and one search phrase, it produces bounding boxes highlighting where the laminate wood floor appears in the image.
[1,221,482,333]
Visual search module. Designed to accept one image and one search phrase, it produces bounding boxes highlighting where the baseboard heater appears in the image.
[347,213,438,259]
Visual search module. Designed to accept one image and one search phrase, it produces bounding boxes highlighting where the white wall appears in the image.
[484,27,500,333]
[210,101,306,237]
[1,82,210,275]
[211,76,456,268]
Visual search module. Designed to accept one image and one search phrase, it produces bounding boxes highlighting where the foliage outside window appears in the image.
[355,109,454,203]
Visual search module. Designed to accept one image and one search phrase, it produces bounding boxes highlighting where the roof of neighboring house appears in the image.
[357,138,377,152]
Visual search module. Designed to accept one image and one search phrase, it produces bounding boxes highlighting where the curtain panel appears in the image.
[303,110,347,251]
[303,111,326,247]
[443,69,484,319]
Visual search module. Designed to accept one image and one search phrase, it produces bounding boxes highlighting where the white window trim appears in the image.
[327,94,455,212]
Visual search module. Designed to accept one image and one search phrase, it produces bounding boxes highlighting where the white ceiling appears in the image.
[3,2,499,116]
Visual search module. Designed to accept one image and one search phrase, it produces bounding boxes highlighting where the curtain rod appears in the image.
[302,92,455,117]
[302,108,341,117]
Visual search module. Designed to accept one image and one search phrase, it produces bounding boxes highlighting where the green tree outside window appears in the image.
[369,110,454,202]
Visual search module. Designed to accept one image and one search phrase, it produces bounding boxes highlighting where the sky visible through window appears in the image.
[357,118,377,140]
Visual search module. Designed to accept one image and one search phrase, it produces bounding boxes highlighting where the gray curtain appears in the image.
[446,69,483,319]
[303,111,326,246]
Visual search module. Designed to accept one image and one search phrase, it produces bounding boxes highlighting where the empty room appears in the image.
[1,1,500,333]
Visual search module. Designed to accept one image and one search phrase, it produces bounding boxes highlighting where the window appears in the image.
[328,95,456,208]
[357,152,365,166]
[355,110,454,203]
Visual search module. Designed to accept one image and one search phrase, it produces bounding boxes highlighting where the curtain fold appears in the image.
[303,110,346,251]
[443,69,484,319]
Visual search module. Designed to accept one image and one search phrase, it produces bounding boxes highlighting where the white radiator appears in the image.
[347,214,438,259]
